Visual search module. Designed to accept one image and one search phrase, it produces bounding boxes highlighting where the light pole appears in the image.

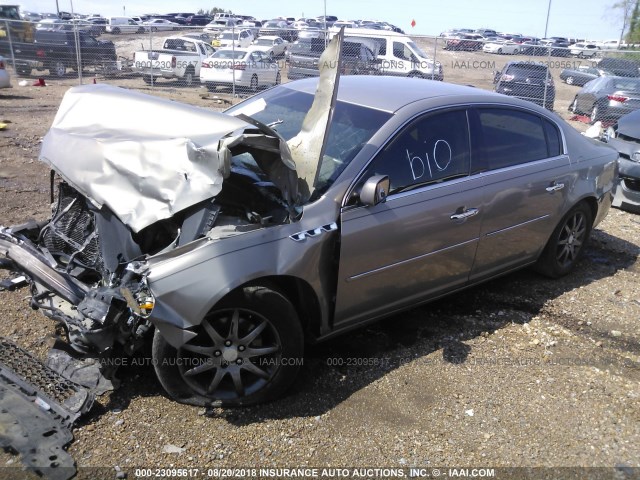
[543,0,552,38]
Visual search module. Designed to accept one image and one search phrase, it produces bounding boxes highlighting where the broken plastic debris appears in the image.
[32,78,46,87]
[18,80,28,87]
[34,396,51,411]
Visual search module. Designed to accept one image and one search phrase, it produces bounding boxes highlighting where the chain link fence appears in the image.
[2,19,640,130]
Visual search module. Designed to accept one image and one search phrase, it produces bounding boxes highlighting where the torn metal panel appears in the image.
[287,28,344,201]
[39,84,250,233]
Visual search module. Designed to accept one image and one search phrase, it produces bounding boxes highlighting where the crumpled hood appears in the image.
[39,84,296,232]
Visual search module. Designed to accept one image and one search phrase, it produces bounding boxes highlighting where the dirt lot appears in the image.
[0,32,639,479]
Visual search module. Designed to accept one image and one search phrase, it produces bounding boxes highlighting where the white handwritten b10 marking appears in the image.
[407,139,452,181]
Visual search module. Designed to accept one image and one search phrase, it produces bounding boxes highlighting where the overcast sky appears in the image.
[13,0,624,40]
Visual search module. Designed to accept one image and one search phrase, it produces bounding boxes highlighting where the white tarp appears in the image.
[39,84,250,232]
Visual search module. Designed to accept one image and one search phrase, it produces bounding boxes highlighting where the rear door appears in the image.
[469,107,571,280]
[334,109,484,327]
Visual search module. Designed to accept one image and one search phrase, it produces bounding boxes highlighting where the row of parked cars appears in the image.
[444,32,606,58]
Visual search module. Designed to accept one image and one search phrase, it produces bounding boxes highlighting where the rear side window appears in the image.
[477,109,549,169]
[543,120,562,157]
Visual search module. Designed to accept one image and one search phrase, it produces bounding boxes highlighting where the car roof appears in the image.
[258,35,280,40]
[282,76,498,112]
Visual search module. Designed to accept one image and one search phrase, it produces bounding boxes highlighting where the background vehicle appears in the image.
[568,42,599,58]
[0,55,10,88]
[251,35,289,58]
[345,28,443,80]
[260,20,296,41]
[133,36,215,86]
[288,38,379,79]
[605,109,640,213]
[569,76,640,123]
[560,66,603,86]
[217,29,254,49]
[143,18,179,32]
[483,40,521,54]
[185,15,212,26]
[494,61,555,110]
[594,57,640,77]
[0,29,116,77]
[200,48,280,91]
[445,34,483,51]
[105,16,146,34]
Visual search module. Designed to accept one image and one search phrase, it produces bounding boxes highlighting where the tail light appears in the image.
[607,94,628,103]
[171,56,176,69]
[36,49,46,58]
[501,74,515,82]
[201,61,211,69]
[232,63,246,70]
[0,60,4,69]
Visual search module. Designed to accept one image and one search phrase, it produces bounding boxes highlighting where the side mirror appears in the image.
[360,175,390,206]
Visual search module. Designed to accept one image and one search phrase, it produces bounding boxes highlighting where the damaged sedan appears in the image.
[0,33,619,409]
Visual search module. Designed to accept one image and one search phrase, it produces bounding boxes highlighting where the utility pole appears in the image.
[55,0,60,16]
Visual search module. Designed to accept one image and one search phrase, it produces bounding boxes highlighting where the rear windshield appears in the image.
[612,79,640,91]
[212,50,246,60]
[508,65,549,77]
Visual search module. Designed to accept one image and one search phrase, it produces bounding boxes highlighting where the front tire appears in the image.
[250,74,258,92]
[565,76,574,85]
[183,67,195,87]
[535,203,592,278]
[274,72,281,85]
[152,285,304,407]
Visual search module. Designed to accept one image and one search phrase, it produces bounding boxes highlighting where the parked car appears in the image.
[217,29,254,49]
[105,16,146,34]
[345,29,443,80]
[445,34,483,51]
[494,61,555,110]
[569,43,600,58]
[133,36,216,86]
[260,20,295,41]
[0,55,11,89]
[483,40,521,54]
[0,75,617,406]
[251,35,289,58]
[594,57,640,77]
[185,15,212,26]
[0,29,117,77]
[540,39,570,57]
[143,19,179,32]
[569,76,640,123]
[288,38,379,79]
[200,48,280,91]
[560,65,602,86]
[605,109,640,212]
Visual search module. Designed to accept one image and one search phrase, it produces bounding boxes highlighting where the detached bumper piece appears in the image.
[0,338,94,480]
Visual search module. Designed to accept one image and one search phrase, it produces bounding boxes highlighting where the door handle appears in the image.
[450,208,479,220]
[546,183,565,193]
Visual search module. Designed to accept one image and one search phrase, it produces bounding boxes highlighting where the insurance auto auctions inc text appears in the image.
[200,467,496,478]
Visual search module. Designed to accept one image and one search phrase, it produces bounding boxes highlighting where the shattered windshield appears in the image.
[226,86,391,202]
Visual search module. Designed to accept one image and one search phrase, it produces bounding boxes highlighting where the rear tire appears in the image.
[112,27,120,35]
[274,72,281,85]
[183,67,195,87]
[535,203,592,278]
[569,96,579,113]
[250,74,258,92]
[50,61,66,77]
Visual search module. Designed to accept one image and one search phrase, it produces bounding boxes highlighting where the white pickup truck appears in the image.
[133,36,216,86]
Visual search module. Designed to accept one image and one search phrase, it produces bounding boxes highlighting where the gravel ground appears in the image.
[0,33,639,480]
